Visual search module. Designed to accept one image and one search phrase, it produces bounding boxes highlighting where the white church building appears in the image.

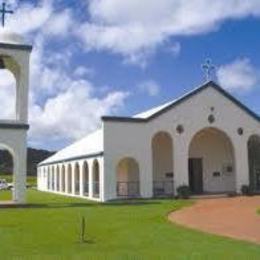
[37,81,260,202]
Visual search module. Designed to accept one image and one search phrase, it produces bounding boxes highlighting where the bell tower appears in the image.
[0,28,32,203]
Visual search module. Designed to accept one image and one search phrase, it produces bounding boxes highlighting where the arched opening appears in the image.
[47,167,51,190]
[152,131,174,197]
[188,127,235,194]
[116,157,140,198]
[74,163,80,195]
[61,165,66,192]
[83,161,89,196]
[92,160,100,198]
[248,135,260,192]
[0,146,14,201]
[0,69,16,120]
[56,165,60,192]
[51,166,55,191]
[67,164,72,193]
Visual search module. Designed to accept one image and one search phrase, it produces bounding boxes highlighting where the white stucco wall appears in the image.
[38,83,260,202]
[0,43,31,203]
[103,85,260,200]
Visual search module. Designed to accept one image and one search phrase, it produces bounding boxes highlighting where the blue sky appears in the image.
[1,0,260,151]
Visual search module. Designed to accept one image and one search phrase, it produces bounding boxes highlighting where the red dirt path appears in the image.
[169,196,260,244]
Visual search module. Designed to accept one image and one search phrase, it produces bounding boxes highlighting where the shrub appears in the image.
[241,185,250,196]
[177,185,191,199]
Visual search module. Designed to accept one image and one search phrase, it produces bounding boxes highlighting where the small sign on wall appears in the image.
[223,163,233,176]
[213,171,221,177]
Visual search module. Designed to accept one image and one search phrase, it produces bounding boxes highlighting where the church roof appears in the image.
[102,81,260,122]
[39,81,260,166]
[39,129,103,166]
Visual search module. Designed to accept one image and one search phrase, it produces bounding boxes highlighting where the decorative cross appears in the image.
[0,2,13,27]
[201,59,215,82]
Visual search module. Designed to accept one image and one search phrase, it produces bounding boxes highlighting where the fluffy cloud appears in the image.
[77,0,260,64]
[29,82,128,148]
[0,1,129,150]
[138,80,160,97]
[217,58,259,92]
[27,36,128,149]
[8,0,53,35]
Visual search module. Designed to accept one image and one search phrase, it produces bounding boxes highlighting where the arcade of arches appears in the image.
[38,159,101,200]
[38,130,260,200]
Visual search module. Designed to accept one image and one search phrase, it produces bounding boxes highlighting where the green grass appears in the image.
[0,174,37,186]
[0,175,37,201]
[0,190,259,259]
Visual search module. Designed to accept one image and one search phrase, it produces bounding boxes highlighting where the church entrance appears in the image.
[188,127,236,194]
[189,158,203,194]
[248,135,260,192]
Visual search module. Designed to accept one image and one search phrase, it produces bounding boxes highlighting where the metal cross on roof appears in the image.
[201,59,215,82]
[0,2,13,27]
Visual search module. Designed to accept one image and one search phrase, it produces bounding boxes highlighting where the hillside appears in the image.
[0,148,55,176]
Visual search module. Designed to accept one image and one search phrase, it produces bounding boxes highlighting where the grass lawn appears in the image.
[0,174,37,186]
[0,175,37,201]
[0,190,259,259]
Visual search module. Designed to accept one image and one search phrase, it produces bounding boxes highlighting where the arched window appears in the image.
[47,167,51,190]
[56,165,60,192]
[83,161,89,196]
[74,163,80,195]
[51,166,55,191]
[92,160,100,198]
[61,165,66,192]
[67,164,72,193]
[116,157,140,198]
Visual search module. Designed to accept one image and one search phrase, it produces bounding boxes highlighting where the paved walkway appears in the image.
[169,196,260,244]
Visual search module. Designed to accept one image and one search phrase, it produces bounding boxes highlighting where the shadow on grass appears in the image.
[0,200,162,209]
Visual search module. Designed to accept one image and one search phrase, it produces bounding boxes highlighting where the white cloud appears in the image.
[29,82,128,148]
[73,66,95,78]
[77,0,260,64]
[0,1,129,149]
[217,58,259,92]
[138,80,160,97]
[44,9,74,36]
[27,35,128,149]
[8,0,53,34]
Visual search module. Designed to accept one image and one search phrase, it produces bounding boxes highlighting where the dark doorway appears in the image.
[248,135,260,192]
[189,158,203,194]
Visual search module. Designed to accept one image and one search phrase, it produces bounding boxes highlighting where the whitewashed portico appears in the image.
[37,81,260,202]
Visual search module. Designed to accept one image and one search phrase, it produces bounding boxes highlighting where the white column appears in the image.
[58,167,61,192]
[37,167,40,190]
[79,162,84,197]
[234,137,249,193]
[173,137,189,194]
[13,143,27,203]
[99,158,105,201]
[54,166,57,192]
[139,156,153,198]
[72,163,76,195]
[65,165,69,194]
